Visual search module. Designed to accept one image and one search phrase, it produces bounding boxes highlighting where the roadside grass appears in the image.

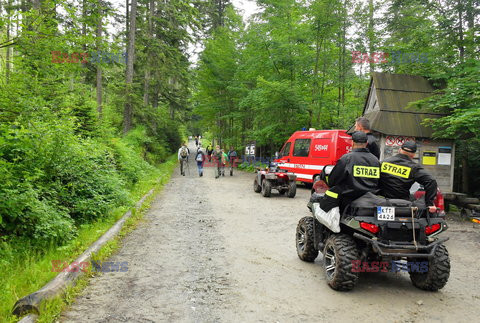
[0,156,177,323]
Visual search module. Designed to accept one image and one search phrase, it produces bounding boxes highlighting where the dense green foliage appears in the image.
[0,0,195,247]
[192,0,479,193]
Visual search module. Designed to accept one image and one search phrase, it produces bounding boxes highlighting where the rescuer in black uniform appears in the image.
[355,117,380,159]
[321,131,380,212]
[379,141,438,213]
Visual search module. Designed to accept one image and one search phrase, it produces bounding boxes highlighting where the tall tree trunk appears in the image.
[126,0,129,35]
[96,1,103,117]
[465,0,476,57]
[457,0,465,62]
[143,0,154,106]
[123,0,137,134]
[316,40,328,126]
[310,26,322,129]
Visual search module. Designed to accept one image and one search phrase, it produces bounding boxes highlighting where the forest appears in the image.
[0,0,478,283]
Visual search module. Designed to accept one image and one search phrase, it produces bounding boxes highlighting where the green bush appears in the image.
[0,109,155,246]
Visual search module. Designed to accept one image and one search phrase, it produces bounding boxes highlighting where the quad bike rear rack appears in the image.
[353,233,449,258]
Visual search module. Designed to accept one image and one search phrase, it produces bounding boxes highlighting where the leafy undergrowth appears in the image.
[237,161,268,173]
[0,157,177,323]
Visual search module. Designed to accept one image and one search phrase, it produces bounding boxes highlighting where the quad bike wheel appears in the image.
[323,234,359,291]
[296,217,319,262]
[253,178,261,193]
[287,181,296,198]
[230,169,233,176]
[261,180,272,197]
[409,244,450,291]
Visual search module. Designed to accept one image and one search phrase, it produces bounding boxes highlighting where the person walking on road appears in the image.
[221,149,228,177]
[227,146,237,176]
[195,136,199,147]
[195,147,206,177]
[178,143,190,176]
[213,145,223,179]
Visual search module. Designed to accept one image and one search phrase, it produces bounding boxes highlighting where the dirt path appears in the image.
[62,146,480,323]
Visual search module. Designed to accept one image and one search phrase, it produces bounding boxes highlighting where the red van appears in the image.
[274,130,352,183]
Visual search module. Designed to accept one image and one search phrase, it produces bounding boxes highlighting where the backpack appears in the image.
[196,152,203,162]
[180,147,188,159]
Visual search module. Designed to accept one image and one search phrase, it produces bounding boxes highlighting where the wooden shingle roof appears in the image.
[361,72,445,138]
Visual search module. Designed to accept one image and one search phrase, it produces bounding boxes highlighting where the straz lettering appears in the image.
[353,165,379,178]
[381,162,411,179]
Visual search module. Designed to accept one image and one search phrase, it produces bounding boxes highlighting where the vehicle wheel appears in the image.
[323,234,359,291]
[409,244,450,291]
[230,169,233,176]
[261,180,272,197]
[287,181,296,198]
[278,189,286,195]
[253,178,261,193]
[296,217,320,262]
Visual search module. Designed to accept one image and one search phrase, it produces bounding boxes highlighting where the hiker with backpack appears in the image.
[195,147,206,177]
[227,146,237,176]
[178,143,190,176]
[213,145,223,179]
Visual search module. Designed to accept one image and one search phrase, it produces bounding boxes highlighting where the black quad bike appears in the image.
[296,167,450,291]
[253,164,297,198]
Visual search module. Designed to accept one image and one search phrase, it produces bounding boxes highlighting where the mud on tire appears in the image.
[261,180,272,197]
[409,244,450,291]
[323,234,359,291]
[296,217,320,262]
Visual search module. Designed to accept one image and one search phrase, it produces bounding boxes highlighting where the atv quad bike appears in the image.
[253,163,297,198]
[297,166,450,291]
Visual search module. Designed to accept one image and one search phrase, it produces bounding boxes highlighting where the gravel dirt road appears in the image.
[62,147,480,323]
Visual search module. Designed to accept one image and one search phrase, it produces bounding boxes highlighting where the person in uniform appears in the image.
[355,117,380,159]
[379,141,438,213]
[321,131,380,212]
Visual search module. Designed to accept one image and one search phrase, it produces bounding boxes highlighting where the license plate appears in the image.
[377,206,395,221]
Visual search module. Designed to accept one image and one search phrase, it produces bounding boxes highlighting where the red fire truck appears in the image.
[274,130,352,184]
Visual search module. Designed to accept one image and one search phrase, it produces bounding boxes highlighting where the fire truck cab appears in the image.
[274,130,352,183]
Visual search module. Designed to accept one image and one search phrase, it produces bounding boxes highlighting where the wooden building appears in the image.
[359,72,455,193]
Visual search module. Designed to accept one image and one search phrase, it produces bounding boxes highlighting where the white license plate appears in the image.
[377,206,395,221]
